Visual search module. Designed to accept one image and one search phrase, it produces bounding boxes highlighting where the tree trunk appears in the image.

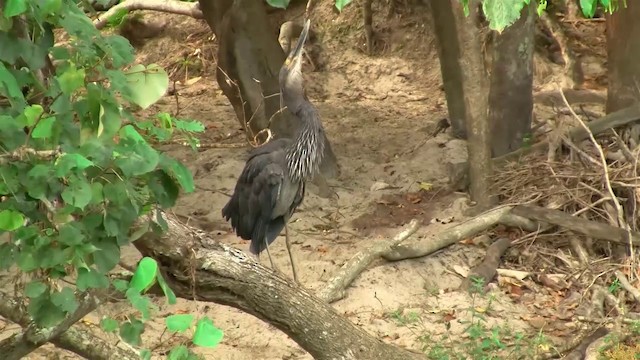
[197,0,339,185]
[487,2,535,157]
[429,0,467,138]
[133,213,426,360]
[431,0,493,209]
[606,2,640,113]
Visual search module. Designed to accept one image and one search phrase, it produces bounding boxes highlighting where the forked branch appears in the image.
[93,0,203,29]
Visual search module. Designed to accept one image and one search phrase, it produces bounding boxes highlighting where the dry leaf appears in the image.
[185,76,202,86]
[418,181,433,191]
[370,181,392,192]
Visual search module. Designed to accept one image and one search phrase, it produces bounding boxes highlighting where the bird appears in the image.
[222,19,326,283]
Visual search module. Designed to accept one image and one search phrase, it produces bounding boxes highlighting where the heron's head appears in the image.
[279,19,310,113]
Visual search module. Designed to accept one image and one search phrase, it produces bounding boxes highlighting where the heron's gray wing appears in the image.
[222,144,289,255]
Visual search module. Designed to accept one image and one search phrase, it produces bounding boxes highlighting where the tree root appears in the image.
[382,206,514,261]
[93,0,203,30]
[560,327,610,360]
[318,219,420,303]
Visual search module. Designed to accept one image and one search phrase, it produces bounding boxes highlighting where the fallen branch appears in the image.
[459,237,511,291]
[0,292,138,360]
[511,205,640,246]
[382,206,514,261]
[133,212,426,360]
[317,219,420,303]
[93,0,203,30]
[0,292,100,360]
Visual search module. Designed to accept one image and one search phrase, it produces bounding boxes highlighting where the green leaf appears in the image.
[166,314,194,333]
[51,287,78,313]
[55,153,94,177]
[174,119,205,133]
[156,272,177,305]
[266,0,290,9]
[31,116,56,139]
[102,35,135,67]
[148,170,179,208]
[58,223,85,246]
[25,281,48,298]
[28,294,66,328]
[124,64,169,109]
[4,0,27,17]
[93,239,120,273]
[57,66,86,95]
[120,319,145,346]
[98,102,122,138]
[0,209,24,231]
[36,0,62,15]
[580,0,597,17]
[77,268,110,291]
[482,0,526,33]
[0,115,26,151]
[17,252,38,271]
[193,317,224,348]
[20,105,44,127]
[129,257,158,293]
[114,125,160,177]
[160,156,195,193]
[0,62,26,109]
[0,243,15,269]
[112,279,129,293]
[61,177,92,210]
[100,317,119,333]
[126,288,153,320]
[140,349,152,360]
[335,0,352,12]
[168,345,190,360]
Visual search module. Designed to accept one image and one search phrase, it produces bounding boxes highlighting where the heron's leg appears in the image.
[264,236,278,272]
[284,222,299,284]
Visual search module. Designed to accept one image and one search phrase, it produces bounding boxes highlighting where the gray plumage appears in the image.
[222,19,325,266]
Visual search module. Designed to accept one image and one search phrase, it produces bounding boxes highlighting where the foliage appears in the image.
[0,0,216,357]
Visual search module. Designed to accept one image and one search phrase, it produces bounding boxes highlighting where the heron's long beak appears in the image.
[283,19,310,71]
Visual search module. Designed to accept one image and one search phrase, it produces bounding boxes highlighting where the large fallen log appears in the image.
[133,213,426,360]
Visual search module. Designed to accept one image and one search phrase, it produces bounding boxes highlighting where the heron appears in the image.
[222,19,325,283]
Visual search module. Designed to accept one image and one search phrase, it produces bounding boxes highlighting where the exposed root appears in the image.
[318,219,420,303]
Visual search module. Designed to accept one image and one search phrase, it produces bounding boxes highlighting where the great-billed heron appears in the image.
[222,19,325,283]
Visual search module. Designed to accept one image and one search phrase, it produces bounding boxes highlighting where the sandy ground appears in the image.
[6,2,613,359]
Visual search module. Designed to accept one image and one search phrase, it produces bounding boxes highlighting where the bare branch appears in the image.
[0,292,99,360]
[318,219,420,303]
[93,0,203,30]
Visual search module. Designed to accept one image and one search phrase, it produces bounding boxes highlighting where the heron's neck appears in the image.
[285,106,325,182]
